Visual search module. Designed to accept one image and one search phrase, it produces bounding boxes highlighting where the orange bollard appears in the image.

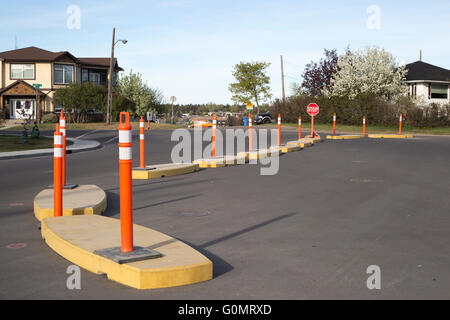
[139,116,145,168]
[298,116,302,140]
[59,110,66,186]
[278,113,281,146]
[212,114,217,157]
[53,124,63,217]
[363,116,366,136]
[333,113,336,136]
[146,120,150,130]
[249,113,253,151]
[118,112,133,253]
[399,114,403,135]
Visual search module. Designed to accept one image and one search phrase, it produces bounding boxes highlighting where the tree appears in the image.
[324,46,408,100]
[228,61,272,113]
[117,70,164,117]
[53,82,106,123]
[293,49,341,96]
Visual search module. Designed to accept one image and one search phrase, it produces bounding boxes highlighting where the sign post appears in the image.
[306,103,320,138]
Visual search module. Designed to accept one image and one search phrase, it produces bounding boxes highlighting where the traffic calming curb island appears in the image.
[33,184,107,222]
[269,144,302,153]
[368,134,414,139]
[326,135,364,140]
[41,215,213,289]
[132,163,199,179]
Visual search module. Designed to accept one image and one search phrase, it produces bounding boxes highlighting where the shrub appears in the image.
[42,113,58,123]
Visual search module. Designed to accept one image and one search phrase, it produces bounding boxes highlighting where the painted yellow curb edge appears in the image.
[132,164,199,179]
[368,134,414,139]
[41,216,213,289]
[33,188,107,222]
[326,135,364,140]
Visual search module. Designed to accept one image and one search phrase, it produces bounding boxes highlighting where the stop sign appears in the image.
[307,103,319,116]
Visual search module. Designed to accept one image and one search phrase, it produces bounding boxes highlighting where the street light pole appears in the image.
[106,28,127,125]
[107,28,115,125]
[170,96,176,124]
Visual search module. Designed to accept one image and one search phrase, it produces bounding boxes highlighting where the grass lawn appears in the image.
[7,122,185,131]
[274,123,450,136]
[0,135,73,152]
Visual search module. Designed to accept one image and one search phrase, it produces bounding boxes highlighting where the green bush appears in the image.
[269,95,450,128]
[42,113,58,123]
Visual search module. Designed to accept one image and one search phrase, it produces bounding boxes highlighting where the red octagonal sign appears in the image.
[307,103,319,116]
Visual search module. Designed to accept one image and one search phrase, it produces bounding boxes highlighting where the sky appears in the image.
[0,0,449,104]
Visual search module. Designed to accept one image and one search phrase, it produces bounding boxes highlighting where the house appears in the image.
[0,46,123,121]
[405,60,450,105]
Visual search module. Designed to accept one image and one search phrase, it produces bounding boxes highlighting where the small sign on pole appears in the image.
[246,101,253,111]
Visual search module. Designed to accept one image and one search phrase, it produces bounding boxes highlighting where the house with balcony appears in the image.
[0,46,123,121]
[405,60,450,105]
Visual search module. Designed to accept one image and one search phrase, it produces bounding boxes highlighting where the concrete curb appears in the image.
[0,135,102,160]
[132,163,199,179]
[368,134,414,139]
[41,215,213,289]
[326,135,364,140]
[269,144,302,153]
[33,184,107,221]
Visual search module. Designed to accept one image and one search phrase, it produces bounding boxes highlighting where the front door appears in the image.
[10,99,35,119]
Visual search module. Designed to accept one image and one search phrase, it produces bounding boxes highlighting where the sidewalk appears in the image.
[0,136,102,160]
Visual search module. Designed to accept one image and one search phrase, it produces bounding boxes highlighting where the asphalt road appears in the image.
[0,128,449,299]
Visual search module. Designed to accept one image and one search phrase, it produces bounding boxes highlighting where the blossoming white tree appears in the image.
[324,47,408,99]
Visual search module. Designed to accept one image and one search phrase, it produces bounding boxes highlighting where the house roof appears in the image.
[0,46,123,70]
[405,61,450,82]
[77,57,124,71]
[0,80,45,96]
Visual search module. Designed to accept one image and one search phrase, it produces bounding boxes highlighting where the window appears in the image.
[54,64,74,84]
[11,64,35,79]
[431,84,448,99]
[89,72,101,85]
[81,69,89,83]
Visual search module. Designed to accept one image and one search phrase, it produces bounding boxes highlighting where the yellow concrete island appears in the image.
[286,139,314,148]
[237,149,276,160]
[326,135,364,140]
[368,134,414,139]
[132,163,199,180]
[41,215,213,289]
[193,155,248,168]
[269,144,302,153]
[33,184,107,222]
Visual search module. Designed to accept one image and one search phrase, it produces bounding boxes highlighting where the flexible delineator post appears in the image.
[399,114,403,135]
[298,116,302,140]
[363,116,366,136]
[212,114,216,157]
[249,113,253,151]
[140,116,145,168]
[333,113,336,136]
[278,114,281,146]
[59,110,66,186]
[54,124,63,217]
[118,112,133,253]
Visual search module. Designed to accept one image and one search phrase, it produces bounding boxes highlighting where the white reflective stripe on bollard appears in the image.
[140,122,145,128]
[54,148,63,158]
[60,120,66,127]
[140,134,144,139]
[119,147,132,160]
[54,135,63,145]
[119,130,132,143]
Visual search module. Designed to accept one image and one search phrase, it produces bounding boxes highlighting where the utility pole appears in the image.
[280,55,286,103]
[107,27,115,125]
[170,96,176,124]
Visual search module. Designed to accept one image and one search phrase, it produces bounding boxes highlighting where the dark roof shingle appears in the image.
[405,61,450,82]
